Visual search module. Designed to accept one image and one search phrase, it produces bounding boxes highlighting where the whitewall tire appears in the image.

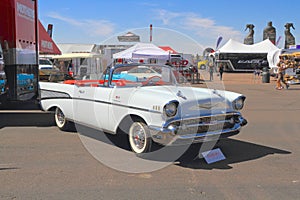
[129,122,152,154]
[54,107,73,131]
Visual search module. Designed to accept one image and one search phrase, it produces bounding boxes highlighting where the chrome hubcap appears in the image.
[132,126,145,150]
[56,109,65,125]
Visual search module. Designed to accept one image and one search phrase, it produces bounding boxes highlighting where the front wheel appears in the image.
[54,107,74,131]
[129,122,152,154]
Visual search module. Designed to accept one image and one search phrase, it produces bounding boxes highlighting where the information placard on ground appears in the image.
[201,148,226,164]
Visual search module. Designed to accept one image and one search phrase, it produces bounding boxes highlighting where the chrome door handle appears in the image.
[79,90,85,94]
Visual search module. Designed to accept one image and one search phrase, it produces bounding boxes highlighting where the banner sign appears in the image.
[216,36,223,50]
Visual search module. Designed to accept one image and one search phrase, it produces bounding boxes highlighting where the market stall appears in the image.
[216,39,279,71]
[113,43,170,64]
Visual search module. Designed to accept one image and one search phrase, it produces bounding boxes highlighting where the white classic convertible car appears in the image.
[40,63,247,154]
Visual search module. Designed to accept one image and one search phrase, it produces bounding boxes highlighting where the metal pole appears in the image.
[33,0,40,98]
[150,24,152,43]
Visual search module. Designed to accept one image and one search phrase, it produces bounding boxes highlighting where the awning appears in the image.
[38,21,61,55]
[113,43,169,59]
[159,46,178,54]
[52,52,100,59]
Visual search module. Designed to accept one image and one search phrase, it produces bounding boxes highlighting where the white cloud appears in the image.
[184,16,242,40]
[153,9,243,47]
[155,9,182,25]
[47,12,115,37]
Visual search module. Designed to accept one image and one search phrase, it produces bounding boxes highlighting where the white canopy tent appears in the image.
[215,39,280,71]
[113,43,170,60]
[267,49,283,69]
[218,39,279,53]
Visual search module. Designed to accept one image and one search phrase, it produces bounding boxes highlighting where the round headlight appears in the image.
[164,102,178,117]
[233,97,245,110]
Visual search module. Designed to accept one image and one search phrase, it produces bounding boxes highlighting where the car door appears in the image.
[93,86,114,132]
[73,69,114,132]
[73,83,98,128]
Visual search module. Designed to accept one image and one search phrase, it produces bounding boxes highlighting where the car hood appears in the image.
[129,85,243,117]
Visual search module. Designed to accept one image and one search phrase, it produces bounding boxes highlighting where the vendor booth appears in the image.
[113,43,170,64]
[52,52,102,79]
[216,39,279,71]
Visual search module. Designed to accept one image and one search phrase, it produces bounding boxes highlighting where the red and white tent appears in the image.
[159,46,178,54]
[113,43,169,59]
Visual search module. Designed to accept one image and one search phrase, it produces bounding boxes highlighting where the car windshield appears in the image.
[108,64,184,87]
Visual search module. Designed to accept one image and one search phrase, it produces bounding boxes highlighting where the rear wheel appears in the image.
[129,122,152,154]
[54,107,74,131]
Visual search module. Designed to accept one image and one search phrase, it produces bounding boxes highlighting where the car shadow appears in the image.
[75,124,131,151]
[0,112,55,129]
[176,139,291,170]
[76,125,291,170]
[0,167,19,171]
[1,115,290,171]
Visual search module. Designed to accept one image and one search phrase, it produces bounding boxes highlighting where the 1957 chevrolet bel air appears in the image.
[39,63,247,154]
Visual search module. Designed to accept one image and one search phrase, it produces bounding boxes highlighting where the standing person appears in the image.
[59,61,65,73]
[276,65,284,90]
[208,62,214,81]
[219,63,224,80]
[165,60,172,66]
[276,57,289,90]
[67,61,74,77]
[253,64,261,79]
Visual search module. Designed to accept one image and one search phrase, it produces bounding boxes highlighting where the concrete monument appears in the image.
[244,24,255,45]
[284,23,295,49]
[263,21,276,44]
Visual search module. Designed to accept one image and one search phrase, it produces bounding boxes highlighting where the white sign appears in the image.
[16,2,35,22]
[41,40,53,50]
[201,148,226,164]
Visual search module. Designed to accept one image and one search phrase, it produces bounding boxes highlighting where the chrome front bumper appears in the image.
[149,113,247,146]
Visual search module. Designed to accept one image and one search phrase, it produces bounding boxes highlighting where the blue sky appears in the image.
[38,0,300,54]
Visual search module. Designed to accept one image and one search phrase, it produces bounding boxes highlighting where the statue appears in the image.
[284,23,295,49]
[244,24,255,45]
[263,21,276,44]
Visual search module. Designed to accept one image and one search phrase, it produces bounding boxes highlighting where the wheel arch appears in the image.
[45,105,72,122]
[44,104,68,116]
[47,105,58,112]
[116,114,147,135]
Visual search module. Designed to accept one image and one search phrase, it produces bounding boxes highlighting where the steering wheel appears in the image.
[143,76,162,86]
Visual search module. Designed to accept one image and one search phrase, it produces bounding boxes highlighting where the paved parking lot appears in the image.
[0,73,299,200]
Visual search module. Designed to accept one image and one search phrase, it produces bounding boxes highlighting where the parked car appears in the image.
[39,63,247,154]
[38,58,65,82]
[39,58,55,70]
[198,59,208,70]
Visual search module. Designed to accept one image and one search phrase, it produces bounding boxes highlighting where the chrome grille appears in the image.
[169,113,240,135]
